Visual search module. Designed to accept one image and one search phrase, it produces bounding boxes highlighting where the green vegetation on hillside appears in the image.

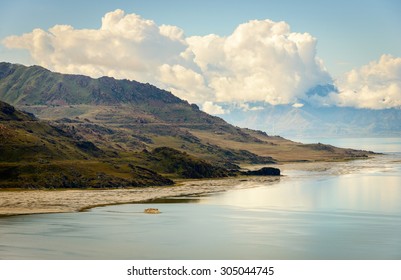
[144,147,232,178]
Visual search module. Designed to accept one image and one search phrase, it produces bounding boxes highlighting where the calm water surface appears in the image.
[1,138,401,259]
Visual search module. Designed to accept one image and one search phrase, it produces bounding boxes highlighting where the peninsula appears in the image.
[0,62,375,215]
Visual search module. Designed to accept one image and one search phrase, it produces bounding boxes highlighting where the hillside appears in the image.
[0,62,375,188]
[0,100,101,162]
[0,100,181,188]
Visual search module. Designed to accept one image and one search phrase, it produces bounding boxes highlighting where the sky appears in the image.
[1,0,401,112]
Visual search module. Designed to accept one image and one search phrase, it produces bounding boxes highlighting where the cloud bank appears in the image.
[332,55,401,109]
[3,9,400,111]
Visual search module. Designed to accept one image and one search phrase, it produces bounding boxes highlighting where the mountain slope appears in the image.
[0,100,102,162]
[0,100,180,188]
[0,62,374,175]
[0,62,221,125]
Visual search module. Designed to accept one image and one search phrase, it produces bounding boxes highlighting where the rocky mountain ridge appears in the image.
[0,62,375,188]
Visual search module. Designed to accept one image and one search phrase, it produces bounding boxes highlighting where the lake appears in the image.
[1,138,401,259]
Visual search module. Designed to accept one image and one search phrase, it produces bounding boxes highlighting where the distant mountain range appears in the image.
[218,84,401,138]
[0,62,374,188]
[220,103,401,138]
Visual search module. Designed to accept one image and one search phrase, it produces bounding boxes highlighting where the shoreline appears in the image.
[0,156,383,217]
[0,176,281,217]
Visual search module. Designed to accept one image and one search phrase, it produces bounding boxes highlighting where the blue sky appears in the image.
[1,0,401,110]
[1,0,400,75]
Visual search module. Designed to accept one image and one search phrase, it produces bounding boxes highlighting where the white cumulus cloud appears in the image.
[202,101,227,115]
[2,9,332,108]
[5,9,399,110]
[3,9,189,86]
[187,19,332,105]
[332,54,401,109]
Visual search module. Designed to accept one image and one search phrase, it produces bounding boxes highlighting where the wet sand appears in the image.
[0,176,280,216]
[1,157,385,217]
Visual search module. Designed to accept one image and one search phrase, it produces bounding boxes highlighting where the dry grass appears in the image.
[190,129,372,162]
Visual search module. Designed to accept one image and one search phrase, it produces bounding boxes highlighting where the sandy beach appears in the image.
[0,176,280,216]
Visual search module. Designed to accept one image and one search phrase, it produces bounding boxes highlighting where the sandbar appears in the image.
[1,157,385,217]
[0,176,280,216]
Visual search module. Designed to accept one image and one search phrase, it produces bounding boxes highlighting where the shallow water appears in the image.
[1,138,401,259]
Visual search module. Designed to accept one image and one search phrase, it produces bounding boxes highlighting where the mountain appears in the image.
[0,62,278,166]
[220,102,401,138]
[0,62,374,188]
[217,83,401,138]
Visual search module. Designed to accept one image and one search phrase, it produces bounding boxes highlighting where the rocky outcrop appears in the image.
[243,167,280,176]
